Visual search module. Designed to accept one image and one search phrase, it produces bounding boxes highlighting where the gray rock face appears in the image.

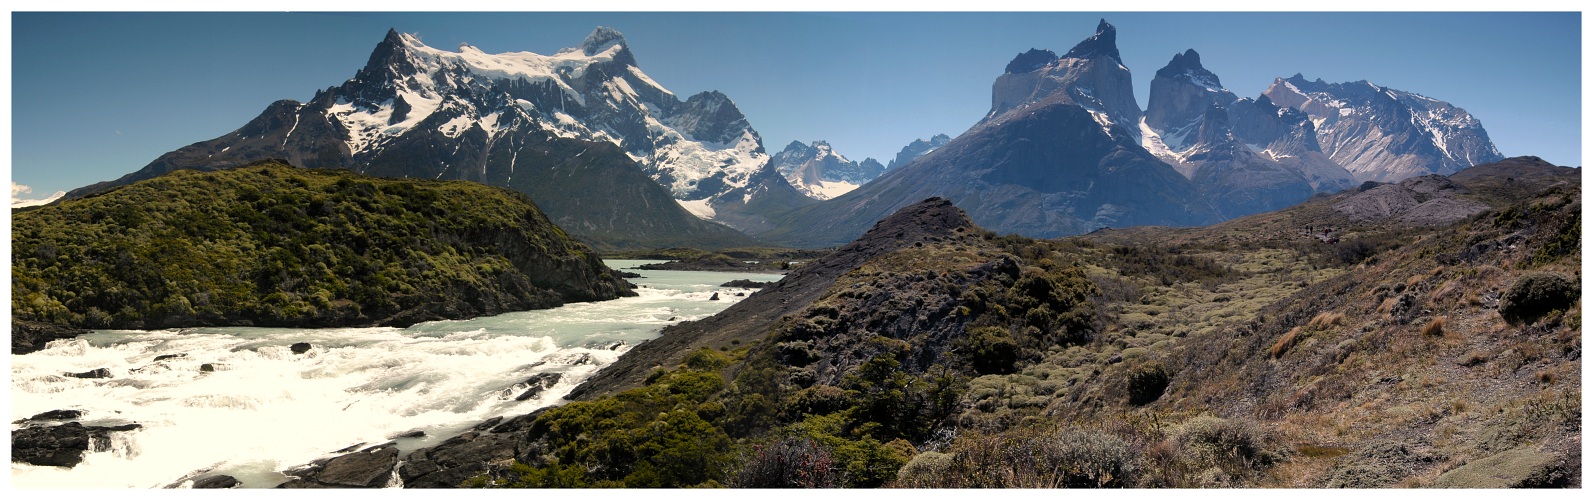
[1144,49,1236,135]
[987,19,1141,136]
[1262,74,1503,182]
[1332,174,1487,224]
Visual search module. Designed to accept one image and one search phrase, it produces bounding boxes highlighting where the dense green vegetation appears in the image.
[12,162,631,333]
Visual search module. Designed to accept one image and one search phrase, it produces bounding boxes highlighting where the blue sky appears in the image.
[8,10,1583,199]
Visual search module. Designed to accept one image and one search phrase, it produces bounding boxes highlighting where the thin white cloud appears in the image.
[11,181,65,208]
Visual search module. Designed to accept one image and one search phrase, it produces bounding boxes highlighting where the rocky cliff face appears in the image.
[987,20,1142,139]
[1139,50,1355,217]
[1144,49,1237,137]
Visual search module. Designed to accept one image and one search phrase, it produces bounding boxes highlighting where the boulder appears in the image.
[513,373,563,402]
[23,409,84,422]
[67,368,112,379]
[11,422,142,468]
[191,475,240,489]
[277,444,400,488]
[11,423,93,467]
[290,342,313,355]
[1433,446,1574,488]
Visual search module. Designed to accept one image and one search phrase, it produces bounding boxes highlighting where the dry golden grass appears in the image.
[1420,316,1447,337]
[1270,326,1302,358]
[1405,274,1426,290]
[1307,311,1346,329]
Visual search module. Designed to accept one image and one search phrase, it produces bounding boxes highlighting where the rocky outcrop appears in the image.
[12,421,142,468]
[398,413,544,487]
[574,198,981,398]
[11,320,86,355]
[277,444,401,488]
[191,475,241,489]
[1332,173,1488,224]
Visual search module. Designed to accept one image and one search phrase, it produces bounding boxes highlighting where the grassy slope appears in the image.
[464,164,1578,488]
[11,161,632,338]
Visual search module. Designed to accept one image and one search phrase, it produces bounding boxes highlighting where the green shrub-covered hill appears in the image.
[12,161,633,342]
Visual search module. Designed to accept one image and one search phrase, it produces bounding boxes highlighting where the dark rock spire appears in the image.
[1062,19,1121,63]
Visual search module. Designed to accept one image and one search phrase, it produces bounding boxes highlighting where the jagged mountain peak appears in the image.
[573,26,637,67]
[1005,48,1059,74]
[1061,18,1121,63]
[358,28,420,82]
[580,26,627,55]
[887,133,953,169]
[1262,74,1503,181]
[1154,49,1223,90]
[771,139,881,200]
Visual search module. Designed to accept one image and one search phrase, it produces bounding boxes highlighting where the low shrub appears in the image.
[894,451,954,487]
[729,436,839,488]
[1499,272,1578,325]
[1125,361,1170,405]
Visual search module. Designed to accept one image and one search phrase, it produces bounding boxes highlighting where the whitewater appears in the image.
[9,261,781,488]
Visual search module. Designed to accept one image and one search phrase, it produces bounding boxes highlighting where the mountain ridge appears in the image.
[62,27,790,250]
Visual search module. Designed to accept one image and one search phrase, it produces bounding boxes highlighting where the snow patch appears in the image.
[677,198,716,220]
[438,113,475,139]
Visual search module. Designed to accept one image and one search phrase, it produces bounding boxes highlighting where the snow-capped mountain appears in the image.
[64,27,775,250]
[886,134,951,170]
[760,20,1215,247]
[770,140,885,200]
[1262,74,1503,182]
[331,27,778,205]
[1138,49,1354,216]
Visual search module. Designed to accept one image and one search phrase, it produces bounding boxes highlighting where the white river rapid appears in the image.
[8,260,782,488]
